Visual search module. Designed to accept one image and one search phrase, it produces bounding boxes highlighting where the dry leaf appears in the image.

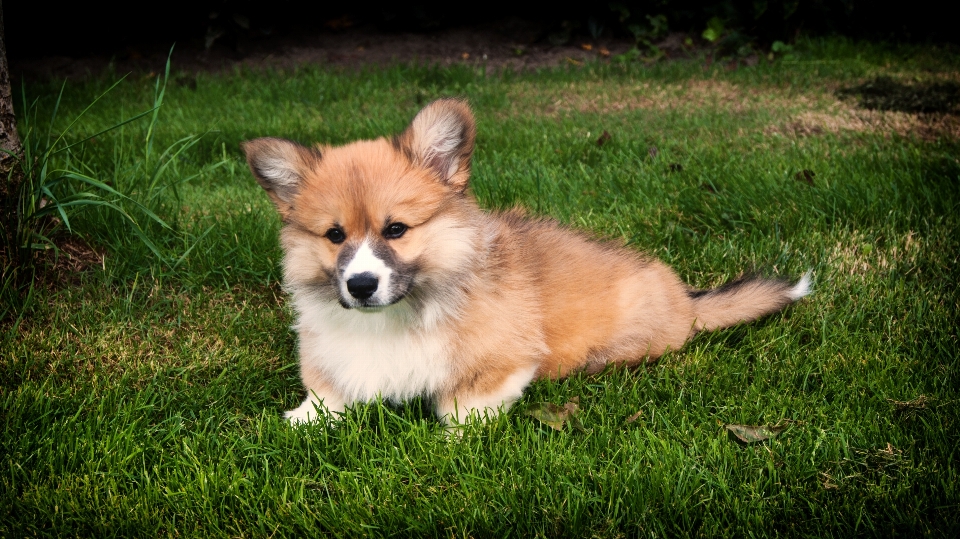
[625,411,643,423]
[461,52,470,60]
[325,15,354,30]
[596,130,612,146]
[581,43,593,51]
[725,420,793,444]
[795,169,816,185]
[599,47,611,57]
[526,399,586,432]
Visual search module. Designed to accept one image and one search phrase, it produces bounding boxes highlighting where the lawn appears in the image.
[2,38,958,537]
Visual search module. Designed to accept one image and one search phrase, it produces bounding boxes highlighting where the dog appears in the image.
[242,98,811,425]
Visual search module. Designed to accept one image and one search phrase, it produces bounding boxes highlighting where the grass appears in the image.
[2,37,959,536]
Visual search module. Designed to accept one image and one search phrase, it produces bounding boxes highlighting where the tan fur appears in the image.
[242,99,809,424]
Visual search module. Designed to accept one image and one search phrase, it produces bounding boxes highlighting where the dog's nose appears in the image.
[346,273,378,300]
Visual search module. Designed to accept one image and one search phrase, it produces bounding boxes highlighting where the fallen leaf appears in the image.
[526,399,586,432]
[461,52,470,60]
[598,47,611,57]
[725,420,793,444]
[325,15,354,31]
[596,130,612,146]
[526,403,568,430]
[581,43,593,51]
[625,410,643,423]
[795,169,816,185]
[566,57,584,66]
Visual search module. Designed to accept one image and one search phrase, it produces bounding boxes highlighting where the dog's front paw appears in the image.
[284,393,347,426]
[284,398,329,426]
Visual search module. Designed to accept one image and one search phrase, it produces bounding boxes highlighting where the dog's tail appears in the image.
[689,271,811,331]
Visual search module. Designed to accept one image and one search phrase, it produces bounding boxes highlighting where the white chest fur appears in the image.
[293,295,453,404]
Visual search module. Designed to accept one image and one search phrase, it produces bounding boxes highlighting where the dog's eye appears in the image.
[325,227,346,244]
[384,222,408,239]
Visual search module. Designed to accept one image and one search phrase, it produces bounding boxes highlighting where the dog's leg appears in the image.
[436,363,539,425]
[285,365,348,425]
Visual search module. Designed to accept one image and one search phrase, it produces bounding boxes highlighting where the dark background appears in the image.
[5,1,956,63]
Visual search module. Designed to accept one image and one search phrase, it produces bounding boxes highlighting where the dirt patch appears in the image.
[508,78,818,117]
[826,230,922,280]
[11,24,639,82]
[772,105,960,140]
[762,77,960,140]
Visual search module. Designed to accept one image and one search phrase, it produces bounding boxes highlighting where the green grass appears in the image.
[3,38,959,536]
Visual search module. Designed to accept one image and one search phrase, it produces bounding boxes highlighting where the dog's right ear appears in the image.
[395,99,476,191]
[241,137,318,216]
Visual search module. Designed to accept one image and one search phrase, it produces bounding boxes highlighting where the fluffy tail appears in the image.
[689,271,812,331]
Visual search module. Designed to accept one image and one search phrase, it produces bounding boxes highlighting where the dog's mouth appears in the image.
[338,291,408,311]
[355,305,388,313]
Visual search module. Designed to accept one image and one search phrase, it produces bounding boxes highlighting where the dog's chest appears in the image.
[296,301,453,402]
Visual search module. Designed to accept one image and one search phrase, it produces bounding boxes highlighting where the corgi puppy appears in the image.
[242,99,811,425]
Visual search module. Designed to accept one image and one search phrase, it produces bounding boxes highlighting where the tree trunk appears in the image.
[1,0,25,269]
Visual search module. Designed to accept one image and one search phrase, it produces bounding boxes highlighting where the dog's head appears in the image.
[242,99,480,311]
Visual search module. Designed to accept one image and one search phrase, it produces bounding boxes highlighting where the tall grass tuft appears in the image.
[1,52,214,323]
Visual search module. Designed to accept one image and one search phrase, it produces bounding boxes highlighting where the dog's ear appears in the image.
[241,138,319,216]
[395,99,476,191]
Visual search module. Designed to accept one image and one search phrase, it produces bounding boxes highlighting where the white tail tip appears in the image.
[787,270,813,301]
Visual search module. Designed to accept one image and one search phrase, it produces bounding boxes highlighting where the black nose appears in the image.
[346,273,378,300]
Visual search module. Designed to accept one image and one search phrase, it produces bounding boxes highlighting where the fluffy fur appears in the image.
[242,99,811,425]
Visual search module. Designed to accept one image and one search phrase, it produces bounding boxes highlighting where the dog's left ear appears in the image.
[395,99,476,191]
[241,137,319,218]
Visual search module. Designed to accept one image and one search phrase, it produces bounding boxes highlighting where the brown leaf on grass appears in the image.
[324,15,354,31]
[725,420,793,444]
[625,410,643,423]
[598,47,611,57]
[566,57,584,66]
[526,398,586,432]
[596,130,612,146]
[795,169,816,185]
[581,43,593,51]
